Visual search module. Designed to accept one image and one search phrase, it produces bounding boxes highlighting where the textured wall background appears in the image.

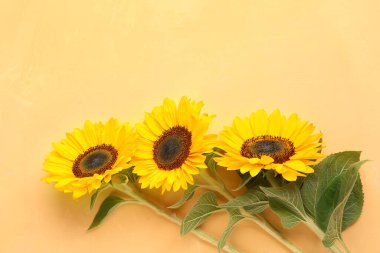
[1,1,379,252]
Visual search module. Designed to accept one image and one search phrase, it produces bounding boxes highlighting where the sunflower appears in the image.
[214,110,323,181]
[43,119,136,199]
[132,97,216,193]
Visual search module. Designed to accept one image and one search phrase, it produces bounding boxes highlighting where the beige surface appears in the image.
[1,0,380,252]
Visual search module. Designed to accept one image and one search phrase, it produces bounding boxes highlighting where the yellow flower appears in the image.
[43,119,136,199]
[214,110,323,181]
[132,97,216,193]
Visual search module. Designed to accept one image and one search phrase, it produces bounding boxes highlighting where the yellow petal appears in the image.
[134,150,153,159]
[297,133,323,150]
[152,106,170,130]
[163,98,178,126]
[282,171,298,181]
[52,142,77,161]
[274,164,286,173]
[72,188,87,199]
[136,123,158,142]
[233,117,252,140]
[249,167,261,177]
[240,164,253,173]
[284,160,305,172]
[145,112,164,136]
[251,110,268,136]
[260,155,274,165]
[173,180,181,192]
[219,132,243,151]
[72,128,89,150]
[187,154,206,166]
[55,177,77,188]
[293,123,315,147]
[282,114,298,138]
[249,158,260,164]
[102,118,118,144]
[264,163,275,170]
[64,134,85,154]
[167,171,176,184]
[267,109,281,136]
[83,120,98,146]
[178,96,190,127]
[223,160,246,171]
[183,162,199,175]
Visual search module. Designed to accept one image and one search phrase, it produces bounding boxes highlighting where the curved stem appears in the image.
[303,217,343,253]
[265,172,280,188]
[115,184,241,253]
[200,171,303,253]
[200,171,234,200]
[339,240,351,253]
[339,239,351,253]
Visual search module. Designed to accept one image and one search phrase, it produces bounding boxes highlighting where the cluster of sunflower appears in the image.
[43,97,365,253]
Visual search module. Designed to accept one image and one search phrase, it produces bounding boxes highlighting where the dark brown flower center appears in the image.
[72,144,118,178]
[240,135,295,163]
[153,126,192,170]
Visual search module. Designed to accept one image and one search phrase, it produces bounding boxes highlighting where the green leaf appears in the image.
[322,160,366,247]
[342,176,364,230]
[299,151,367,246]
[180,192,220,235]
[90,184,110,210]
[219,189,268,215]
[300,151,366,234]
[301,151,361,220]
[218,208,244,253]
[88,195,132,230]
[261,184,307,228]
[168,184,200,209]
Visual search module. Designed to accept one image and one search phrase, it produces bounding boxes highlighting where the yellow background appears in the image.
[1,0,379,252]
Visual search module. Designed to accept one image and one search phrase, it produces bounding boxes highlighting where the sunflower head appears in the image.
[214,110,323,181]
[132,96,216,193]
[43,119,136,199]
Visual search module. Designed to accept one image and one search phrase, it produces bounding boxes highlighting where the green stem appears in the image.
[339,239,351,253]
[265,172,280,188]
[200,171,303,253]
[304,217,343,253]
[115,184,241,253]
